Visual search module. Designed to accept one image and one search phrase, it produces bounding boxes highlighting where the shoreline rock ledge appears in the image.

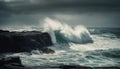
[0,56,24,69]
[0,30,53,53]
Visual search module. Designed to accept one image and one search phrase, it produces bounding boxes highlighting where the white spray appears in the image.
[42,17,93,44]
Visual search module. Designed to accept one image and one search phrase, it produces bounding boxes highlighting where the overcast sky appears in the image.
[0,0,120,29]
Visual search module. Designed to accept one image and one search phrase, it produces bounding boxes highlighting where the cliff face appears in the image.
[0,30,53,53]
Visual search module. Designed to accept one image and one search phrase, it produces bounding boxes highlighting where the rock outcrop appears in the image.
[41,48,55,54]
[0,30,53,53]
[0,56,22,65]
[0,56,24,69]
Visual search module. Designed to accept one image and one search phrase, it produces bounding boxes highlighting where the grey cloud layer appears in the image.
[1,0,120,14]
[0,0,120,28]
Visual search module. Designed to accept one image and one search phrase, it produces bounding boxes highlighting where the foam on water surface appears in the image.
[7,33,119,67]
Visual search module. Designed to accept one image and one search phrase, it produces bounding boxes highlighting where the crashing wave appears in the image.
[42,17,93,44]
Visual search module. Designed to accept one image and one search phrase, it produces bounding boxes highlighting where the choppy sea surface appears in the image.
[3,27,119,68]
[1,19,120,68]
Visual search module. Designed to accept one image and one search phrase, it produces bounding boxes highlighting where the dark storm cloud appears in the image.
[1,0,120,14]
[0,0,120,28]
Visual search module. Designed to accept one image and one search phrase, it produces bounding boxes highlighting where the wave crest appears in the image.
[42,17,93,44]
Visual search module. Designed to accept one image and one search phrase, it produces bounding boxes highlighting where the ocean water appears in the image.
[3,18,120,68]
[17,28,119,67]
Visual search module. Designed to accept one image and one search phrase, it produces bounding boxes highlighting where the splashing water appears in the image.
[42,17,93,44]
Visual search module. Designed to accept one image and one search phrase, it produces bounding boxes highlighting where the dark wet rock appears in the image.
[41,48,55,54]
[0,30,9,33]
[0,56,22,66]
[0,30,53,53]
[0,56,25,69]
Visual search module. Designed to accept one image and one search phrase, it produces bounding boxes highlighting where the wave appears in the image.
[85,48,120,58]
[89,28,120,35]
[42,17,93,44]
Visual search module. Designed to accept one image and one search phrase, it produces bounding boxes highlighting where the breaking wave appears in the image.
[42,18,93,44]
